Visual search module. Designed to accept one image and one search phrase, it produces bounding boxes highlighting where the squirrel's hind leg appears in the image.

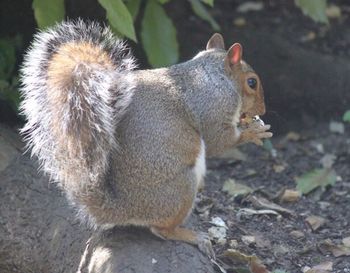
[151,226,215,258]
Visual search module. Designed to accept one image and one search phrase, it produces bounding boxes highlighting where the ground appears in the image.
[197,122,350,273]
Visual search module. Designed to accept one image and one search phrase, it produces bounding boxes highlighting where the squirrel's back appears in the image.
[20,20,136,225]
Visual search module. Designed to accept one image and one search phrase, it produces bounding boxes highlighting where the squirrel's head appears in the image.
[206,34,266,121]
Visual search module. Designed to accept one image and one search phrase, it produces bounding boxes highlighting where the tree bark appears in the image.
[0,124,214,273]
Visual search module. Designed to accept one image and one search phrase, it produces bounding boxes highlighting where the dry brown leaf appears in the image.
[305,215,326,231]
[306,261,333,273]
[290,230,305,239]
[249,257,270,273]
[223,249,269,273]
[285,131,301,141]
[280,189,300,202]
[322,239,350,257]
[247,195,294,216]
[273,164,286,173]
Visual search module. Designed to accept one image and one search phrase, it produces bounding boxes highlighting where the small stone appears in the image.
[152,258,157,264]
[229,239,238,248]
[329,121,345,134]
[241,235,255,246]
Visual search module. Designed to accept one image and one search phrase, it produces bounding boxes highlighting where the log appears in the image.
[0,124,214,273]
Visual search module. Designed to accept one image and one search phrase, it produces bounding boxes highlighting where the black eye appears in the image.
[247,78,257,90]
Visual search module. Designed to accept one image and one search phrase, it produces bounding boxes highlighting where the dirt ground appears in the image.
[197,122,350,273]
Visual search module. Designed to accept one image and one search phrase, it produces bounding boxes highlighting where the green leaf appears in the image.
[158,0,171,4]
[125,0,141,21]
[222,179,253,198]
[189,0,220,31]
[201,0,214,7]
[0,39,16,80]
[98,0,137,41]
[343,110,350,123]
[32,0,65,28]
[141,0,179,67]
[295,0,329,24]
[296,168,337,195]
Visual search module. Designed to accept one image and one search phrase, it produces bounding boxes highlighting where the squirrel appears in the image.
[20,20,272,257]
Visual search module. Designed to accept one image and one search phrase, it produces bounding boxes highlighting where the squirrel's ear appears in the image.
[206,33,225,50]
[226,43,242,65]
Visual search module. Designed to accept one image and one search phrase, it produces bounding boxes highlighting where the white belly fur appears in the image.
[194,138,206,188]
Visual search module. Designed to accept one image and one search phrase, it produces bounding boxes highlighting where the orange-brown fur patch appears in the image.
[47,41,115,91]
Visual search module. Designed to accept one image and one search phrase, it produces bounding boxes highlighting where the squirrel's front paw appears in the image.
[240,122,273,146]
[196,232,215,259]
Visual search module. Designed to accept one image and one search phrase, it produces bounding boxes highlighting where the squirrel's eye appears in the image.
[247,78,257,90]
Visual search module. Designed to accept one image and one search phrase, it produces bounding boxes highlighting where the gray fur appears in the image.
[20,21,243,229]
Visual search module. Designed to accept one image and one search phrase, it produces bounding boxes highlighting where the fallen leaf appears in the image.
[300,31,317,42]
[325,4,341,18]
[273,164,286,173]
[236,1,264,13]
[210,216,228,229]
[280,189,300,202]
[233,17,246,27]
[312,261,333,271]
[305,261,333,273]
[295,168,337,195]
[223,179,253,197]
[249,257,269,273]
[290,230,305,239]
[237,208,280,217]
[329,121,344,134]
[343,110,350,123]
[285,131,301,141]
[321,239,350,257]
[247,195,294,216]
[306,215,326,231]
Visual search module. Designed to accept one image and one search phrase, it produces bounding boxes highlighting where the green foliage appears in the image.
[189,0,220,31]
[125,0,141,21]
[201,0,214,7]
[141,0,179,67]
[29,0,219,67]
[98,0,137,41]
[296,168,337,194]
[0,39,16,80]
[295,0,329,24]
[343,110,350,123]
[32,0,65,28]
[0,37,22,111]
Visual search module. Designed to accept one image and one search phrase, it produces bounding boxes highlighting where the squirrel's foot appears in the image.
[150,226,215,259]
[239,123,273,146]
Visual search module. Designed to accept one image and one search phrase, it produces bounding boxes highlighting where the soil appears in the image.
[198,122,350,273]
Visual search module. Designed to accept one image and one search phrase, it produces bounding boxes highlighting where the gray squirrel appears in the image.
[20,20,272,257]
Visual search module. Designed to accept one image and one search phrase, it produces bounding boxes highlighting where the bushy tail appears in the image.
[20,20,135,225]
